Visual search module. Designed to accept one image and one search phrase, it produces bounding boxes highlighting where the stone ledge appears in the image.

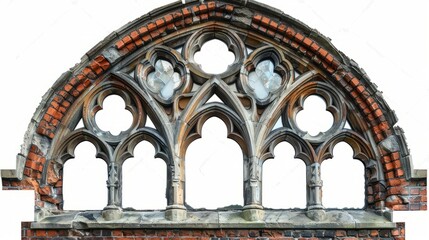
[31,209,396,229]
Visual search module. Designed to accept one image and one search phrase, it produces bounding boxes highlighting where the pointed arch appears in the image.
[3,0,423,226]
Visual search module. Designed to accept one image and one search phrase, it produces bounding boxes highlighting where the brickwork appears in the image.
[1,0,426,239]
[21,223,406,240]
[19,0,424,212]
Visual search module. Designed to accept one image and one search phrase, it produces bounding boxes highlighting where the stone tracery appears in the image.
[1,0,425,237]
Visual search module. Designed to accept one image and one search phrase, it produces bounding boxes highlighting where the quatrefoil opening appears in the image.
[248,60,282,101]
[147,60,181,101]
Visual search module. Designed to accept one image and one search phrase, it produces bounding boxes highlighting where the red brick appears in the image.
[276,24,286,33]
[386,171,395,179]
[208,1,216,11]
[294,32,304,42]
[391,152,400,160]
[172,11,183,21]
[75,84,85,92]
[182,7,191,17]
[225,4,234,13]
[392,160,401,169]
[192,5,200,14]
[23,168,32,177]
[373,109,383,118]
[142,34,151,43]
[379,121,390,131]
[82,67,96,79]
[392,204,408,210]
[138,26,148,35]
[384,162,394,171]
[310,42,320,52]
[284,27,296,39]
[115,39,125,49]
[199,4,208,13]
[25,160,38,170]
[387,178,403,187]
[35,230,46,237]
[336,230,346,237]
[200,13,209,21]
[89,62,103,75]
[47,230,58,237]
[147,22,157,32]
[266,29,275,37]
[356,85,365,93]
[325,54,334,63]
[395,168,405,177]
[318,47,329,57]
[149,29,161,38]
[70,89,80,98]
[382,155,392,163]
[82,78,92,88]
[50,117,59,126]
[261,16,271,27]
[64,84,73,92]
[164,14,173,24]
[155,18,165,28]
[269,20,278,30]
[39,186,52,196]
[112,230,123,236]
[122,35,132,45]
[302,37,313,48]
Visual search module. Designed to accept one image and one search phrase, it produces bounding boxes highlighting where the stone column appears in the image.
[165,156,187,220]
[103,163,122,220]
[306,163,325,221]
[243,156,264,221]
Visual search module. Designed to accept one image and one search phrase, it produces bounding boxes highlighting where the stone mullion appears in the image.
[306,163,326,221]
[243,156,264,221]
[165,156,187,221]
[102,162,123,220]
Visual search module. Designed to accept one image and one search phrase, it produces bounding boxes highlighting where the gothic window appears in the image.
[47,25,377,221]
[5,1,424,233]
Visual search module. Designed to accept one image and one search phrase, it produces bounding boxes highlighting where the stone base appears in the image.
[242,205,264,221]
[306,209,326,221]
[165,206,187,221]
[102,205,123,221]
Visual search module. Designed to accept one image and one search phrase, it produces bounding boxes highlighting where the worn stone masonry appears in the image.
[21,223,406,240]
[1,0,426,239]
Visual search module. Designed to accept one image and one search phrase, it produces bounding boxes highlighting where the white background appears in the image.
[0,0,428,239]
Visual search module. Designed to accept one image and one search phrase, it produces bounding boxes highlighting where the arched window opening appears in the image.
[122,141,166,210]
[63,141,107,210]
[194,39,235,74]
[95,94,133,136]
[321,142,365,209]
[185,117,243,209]
[263,142,306,209]
[296,95,334,136]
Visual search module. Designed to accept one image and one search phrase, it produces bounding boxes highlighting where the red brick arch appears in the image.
[31,1,404,205]
[2,1,426,239]
[3,0,424,215]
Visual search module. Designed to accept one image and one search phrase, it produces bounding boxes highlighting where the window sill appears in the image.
[31,209,396,229]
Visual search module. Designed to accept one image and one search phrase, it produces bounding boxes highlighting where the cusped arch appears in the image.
[261,128,315,165]
[51,129,112,165]
[182,104,250,158]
